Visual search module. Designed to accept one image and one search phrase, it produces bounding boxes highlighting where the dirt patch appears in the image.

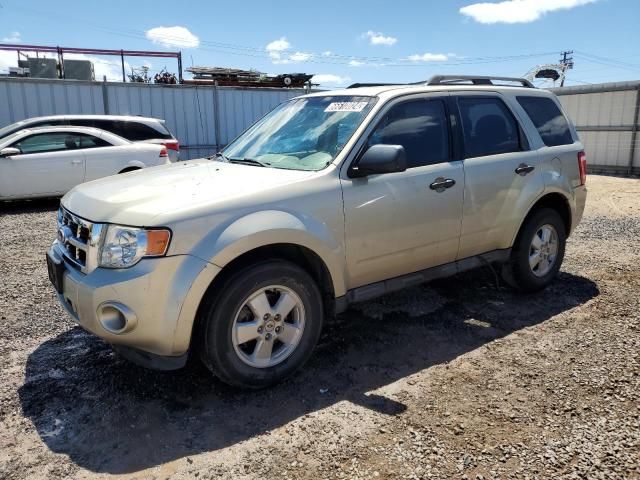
[0,177,638,479]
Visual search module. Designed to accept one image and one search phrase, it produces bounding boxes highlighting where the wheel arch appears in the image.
[190,210,347,297]
[190,243,338,352]
[179,210,347,352]
[207,243,335,307]
[118,165,143,174]
[513,192,572,246]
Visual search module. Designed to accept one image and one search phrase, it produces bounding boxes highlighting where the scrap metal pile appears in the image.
[185,66,313,88]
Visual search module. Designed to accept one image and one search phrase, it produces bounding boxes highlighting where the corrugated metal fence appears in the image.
[0,77,306,160]
[3,77,639,173]
[551,81,640,175]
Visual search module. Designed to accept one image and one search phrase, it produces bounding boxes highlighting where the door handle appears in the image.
[71,159,82,165]
[429,177,456,192]
[515,163,535,176]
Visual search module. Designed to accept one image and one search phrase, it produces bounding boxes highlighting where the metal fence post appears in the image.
[213,80,222,152]
[628,85,640,175]
[101,76,109,114]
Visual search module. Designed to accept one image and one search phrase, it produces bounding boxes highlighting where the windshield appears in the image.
[0,120,28,140]
[222,96,375,171]
[0,130,28,148]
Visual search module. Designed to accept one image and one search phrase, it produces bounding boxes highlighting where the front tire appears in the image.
[502,208,566,292]
[198,260,323,389]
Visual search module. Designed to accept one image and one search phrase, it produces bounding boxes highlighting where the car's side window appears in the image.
[77,133,112,149]
[516,96,574,147]
[457,97,522,158]
[11,132,79,155]
[367,98,450,168]
[91,120,125,138]
[123,121,172,141]
[69,119,96,129]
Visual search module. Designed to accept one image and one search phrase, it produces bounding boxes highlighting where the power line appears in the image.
[5,3,558,68]
[574,54,640,73]
[576,50,640,69]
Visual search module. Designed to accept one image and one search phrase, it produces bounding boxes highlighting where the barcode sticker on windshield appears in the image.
[324,101,368,112]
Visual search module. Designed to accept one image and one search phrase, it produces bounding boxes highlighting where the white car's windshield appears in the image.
[221,95,375,171]
[0,120,28,140]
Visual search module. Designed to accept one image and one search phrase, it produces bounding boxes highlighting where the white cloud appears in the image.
[145,26,199,48]
[312,74,351,86]
[407,52,449,62]
[363,31,397,46]
[347,59,387,68]
[289,51,312,62]
[266,37,314,64]
[2,31,21,42]
[460,0,598,24]
[266,37,291,53]
[266,37,290,63]
[0,51,17,73]
[322,51,333,57]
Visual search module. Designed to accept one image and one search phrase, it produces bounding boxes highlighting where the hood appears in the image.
[62,159,317,226]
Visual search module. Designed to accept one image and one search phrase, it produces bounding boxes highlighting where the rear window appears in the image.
[121,121,173,141]
[68,119,173,141]
[517,96,574,147]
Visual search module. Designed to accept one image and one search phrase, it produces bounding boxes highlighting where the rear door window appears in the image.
[457,97,522,158]
[77,133,112,149]
[517,96,574,147]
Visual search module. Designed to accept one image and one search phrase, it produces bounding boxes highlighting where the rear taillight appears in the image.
[159,147,168,158]
[578,151,587,185]
[164,141,180,152]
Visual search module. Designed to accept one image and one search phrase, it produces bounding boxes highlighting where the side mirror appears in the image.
[0,147,20,158]
[350,144,407,178]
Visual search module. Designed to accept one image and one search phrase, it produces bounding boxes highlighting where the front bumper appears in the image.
[48,242,220,363]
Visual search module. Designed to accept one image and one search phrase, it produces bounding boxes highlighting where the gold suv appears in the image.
[47,75,587,388]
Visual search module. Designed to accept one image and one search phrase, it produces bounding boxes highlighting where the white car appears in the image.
[0,115,180,162]
[0,126,170,200]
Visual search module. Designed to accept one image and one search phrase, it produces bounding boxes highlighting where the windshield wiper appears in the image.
[228,157,268,167]
[210,152,229,161]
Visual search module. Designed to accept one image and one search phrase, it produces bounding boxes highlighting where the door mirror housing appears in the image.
[350,144,407,178]
[0,147,20,157]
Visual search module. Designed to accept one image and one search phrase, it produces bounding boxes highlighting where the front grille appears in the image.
[57,207,103,274]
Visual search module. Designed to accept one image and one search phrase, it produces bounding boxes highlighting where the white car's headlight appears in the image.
[99,225,171,269]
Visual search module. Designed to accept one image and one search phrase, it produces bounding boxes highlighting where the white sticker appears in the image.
[324,101,368,113]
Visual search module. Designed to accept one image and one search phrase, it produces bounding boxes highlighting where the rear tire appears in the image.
[502,208,566,292]
[198,260,323,389]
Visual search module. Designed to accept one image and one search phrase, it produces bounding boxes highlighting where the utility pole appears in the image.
[559,50,574,87]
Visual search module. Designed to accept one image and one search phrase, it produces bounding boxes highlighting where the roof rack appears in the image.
[346,82,403,89]
[425,75,535,88]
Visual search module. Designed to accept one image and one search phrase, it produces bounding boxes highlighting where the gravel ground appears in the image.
[0,175,639,480]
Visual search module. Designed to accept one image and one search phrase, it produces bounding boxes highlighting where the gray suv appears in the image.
[47,75,587,388]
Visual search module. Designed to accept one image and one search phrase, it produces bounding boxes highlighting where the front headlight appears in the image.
[99,225,171,269]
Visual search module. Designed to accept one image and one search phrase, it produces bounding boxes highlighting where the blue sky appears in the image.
[0,0,638,87]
